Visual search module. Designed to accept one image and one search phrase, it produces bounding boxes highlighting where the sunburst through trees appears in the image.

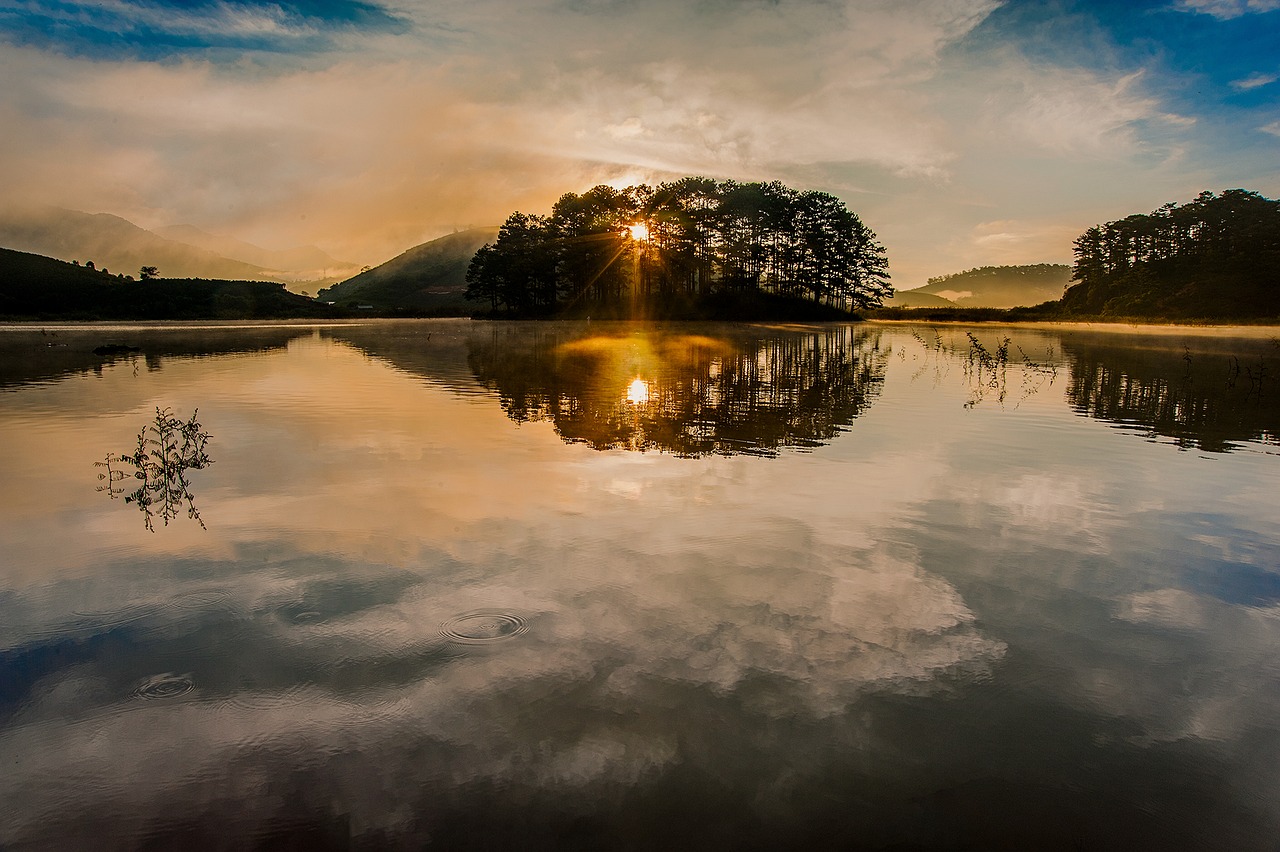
[464,178,891,316]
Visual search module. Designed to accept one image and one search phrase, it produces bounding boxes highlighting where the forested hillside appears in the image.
[0,248,340,320]
[1062,189,1280,318]
[319,227,498,313]
[913,264,1070,308]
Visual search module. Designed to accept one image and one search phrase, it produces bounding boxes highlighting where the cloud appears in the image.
[1173,0,1280,19]
[0,1,1005,261]
[989,67,1169,155]
[1262,121,1280,136]
[1230,71,1278,90]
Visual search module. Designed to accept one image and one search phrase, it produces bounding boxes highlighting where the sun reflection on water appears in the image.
[626,377,650,405]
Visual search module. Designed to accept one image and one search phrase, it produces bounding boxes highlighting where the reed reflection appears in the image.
[96,406,214,530]
[467,324,888,456]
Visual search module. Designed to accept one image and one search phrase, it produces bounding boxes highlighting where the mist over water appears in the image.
[1,320,1278,850]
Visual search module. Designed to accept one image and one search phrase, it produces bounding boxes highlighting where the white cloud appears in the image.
[1230,72,1279,90]
[1174,0,1280,19]
[995,68,1166,155]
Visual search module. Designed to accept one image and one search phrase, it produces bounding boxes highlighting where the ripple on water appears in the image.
[132,673,195,701]
[168,588,233,611]
[439,611,528,644]
[275,603,327,625]
[221,683,313,712]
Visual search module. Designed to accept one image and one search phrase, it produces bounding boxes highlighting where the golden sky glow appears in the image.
[0,1,1277,286]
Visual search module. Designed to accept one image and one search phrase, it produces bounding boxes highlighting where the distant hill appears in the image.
[913,264,1071,308]
[0,206,280,282]
[880,289,956,308]
[0,247,341,320]
[319,227,499,312]
[155,224,360,285]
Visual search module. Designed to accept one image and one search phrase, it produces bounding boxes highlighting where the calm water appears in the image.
[1,319,1279,850]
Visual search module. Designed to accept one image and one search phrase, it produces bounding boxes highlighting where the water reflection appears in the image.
[0,324,317,388]
[905,327,1061,410]
[1062,333,1280,452]
[465,324,889,456]
[1,320,1279,849]
[97,406,214,531]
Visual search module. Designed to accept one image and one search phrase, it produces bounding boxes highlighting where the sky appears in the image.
[1,0,1278,286]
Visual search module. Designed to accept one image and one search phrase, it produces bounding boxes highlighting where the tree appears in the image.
[1064,189,1280,317]
[465,177,892,314]
[139,265,159,280]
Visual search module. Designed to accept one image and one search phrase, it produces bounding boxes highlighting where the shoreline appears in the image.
[865,317,1280,338]
[2,315,1278,339]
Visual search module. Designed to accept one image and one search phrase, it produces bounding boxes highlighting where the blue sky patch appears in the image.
[0,0,410,58]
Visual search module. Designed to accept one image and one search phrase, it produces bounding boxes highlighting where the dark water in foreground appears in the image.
[1,319,1278,850]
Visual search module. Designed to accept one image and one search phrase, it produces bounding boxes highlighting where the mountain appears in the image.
[0,246,341,320]
[155,224,359,284]
[912,264,1071,308]
[318,227,499,312]
[880,289,956,308]
[0,206,280,282]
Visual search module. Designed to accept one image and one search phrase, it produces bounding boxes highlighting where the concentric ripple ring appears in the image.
[439,611,528,644]
[133,673,195,700]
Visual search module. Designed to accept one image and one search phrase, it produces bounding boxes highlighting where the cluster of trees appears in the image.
[68,261,158,281]
[1063,189,1280,317]
[465,178,891,315]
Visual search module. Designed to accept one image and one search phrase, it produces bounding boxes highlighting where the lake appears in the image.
[1,319,1278,850]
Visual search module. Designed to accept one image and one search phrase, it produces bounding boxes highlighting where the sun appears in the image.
[626,222,649,241]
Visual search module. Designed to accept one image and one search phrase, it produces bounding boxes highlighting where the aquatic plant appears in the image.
[96,407,213,531]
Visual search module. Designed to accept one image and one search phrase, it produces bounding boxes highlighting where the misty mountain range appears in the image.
[887,264,1071,309]
[0,206,360,288]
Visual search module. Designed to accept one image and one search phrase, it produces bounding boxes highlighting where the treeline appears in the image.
[1063,189,1280,318]
[0,247,341,320]
[465,178,891,316]
[926,264,1069,288]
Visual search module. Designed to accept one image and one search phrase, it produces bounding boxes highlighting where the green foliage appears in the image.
[1063,189,1280,319]
[465,178,891,315]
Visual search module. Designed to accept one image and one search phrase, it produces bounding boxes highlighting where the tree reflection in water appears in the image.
[467,325,889,456]
[96,406,214,530]
[1063,336,1280,452]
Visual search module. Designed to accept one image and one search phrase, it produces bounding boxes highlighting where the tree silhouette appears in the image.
[1064,189,1280,318]
[465,177,891,315]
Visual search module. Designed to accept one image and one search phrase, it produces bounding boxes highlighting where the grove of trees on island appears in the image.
[1063,189,1280,318]
[464,178,891,316]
